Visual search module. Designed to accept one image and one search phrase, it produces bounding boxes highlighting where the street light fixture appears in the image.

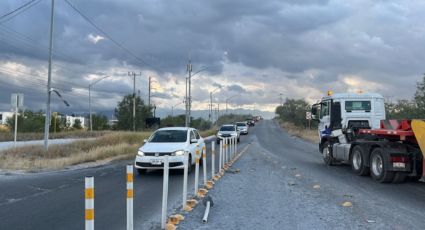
[89,75,112,131]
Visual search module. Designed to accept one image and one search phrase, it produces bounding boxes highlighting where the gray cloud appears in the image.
[0,0,424,115]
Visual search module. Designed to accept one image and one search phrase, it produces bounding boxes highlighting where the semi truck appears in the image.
[311,91,425,183]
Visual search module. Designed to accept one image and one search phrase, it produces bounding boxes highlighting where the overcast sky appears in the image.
[0,0,424,117]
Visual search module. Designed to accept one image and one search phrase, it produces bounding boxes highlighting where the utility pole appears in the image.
[148,76,151,110]
[185,60,192,127]
[128,71,141,132]
[209,92,213,121]
[44,0,55,150]
[89,84,92,131]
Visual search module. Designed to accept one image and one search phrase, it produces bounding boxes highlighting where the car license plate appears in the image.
[151,159,163,165]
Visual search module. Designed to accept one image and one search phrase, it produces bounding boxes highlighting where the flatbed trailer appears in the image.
[353,119,425,182]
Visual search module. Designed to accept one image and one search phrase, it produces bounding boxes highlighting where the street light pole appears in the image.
[225,95,238,114]
[88,75,111,131]
[185,60,207,127]
[128,72,141,131]
[209,86,221,122]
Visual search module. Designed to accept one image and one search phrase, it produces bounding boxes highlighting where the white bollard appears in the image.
[211,142,215,176]
[234,137,237,157]
[226,138,229,164]
[126,165,133,230]
[182,151,188,209]
[202,146,207,186]
[161,156,170,230]
[235,136,238,157]
[231,137,234,159]
[218,140,222,171]
[194,149,200,195]
[85,176,94,230]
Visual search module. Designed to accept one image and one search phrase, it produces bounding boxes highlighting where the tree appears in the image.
[6,110,45,132]
[73,119,82,129]
[275,99,310,127]
[114,94,152,130]
[91,114,110,130]
[414,75,425,117]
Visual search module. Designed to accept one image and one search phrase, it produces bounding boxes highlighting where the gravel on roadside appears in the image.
[178,137,372,230]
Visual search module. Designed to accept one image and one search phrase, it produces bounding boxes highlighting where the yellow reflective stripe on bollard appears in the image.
[85,209,94,220]
[127,189,134,198]
[127,173,133,182]
[195,158,200,164]
[85,188,94,199]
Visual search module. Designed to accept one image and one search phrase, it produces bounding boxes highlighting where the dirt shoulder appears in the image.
[178,137,365,229]
[279,121,318,143]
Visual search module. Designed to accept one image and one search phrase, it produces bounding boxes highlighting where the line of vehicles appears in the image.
[134,117,260,174]
[311,91,425,183]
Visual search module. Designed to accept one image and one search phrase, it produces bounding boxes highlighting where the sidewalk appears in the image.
[178,137,362,230]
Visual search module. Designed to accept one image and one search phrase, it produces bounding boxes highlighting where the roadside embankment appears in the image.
[0,132,150,171]
[0,129,216,172]
[279,121,317,143]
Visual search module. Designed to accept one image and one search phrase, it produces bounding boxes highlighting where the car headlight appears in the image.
[171,150,185,156]
[217,133,223,137]
[137,150,145,156]
[231,133,237,136]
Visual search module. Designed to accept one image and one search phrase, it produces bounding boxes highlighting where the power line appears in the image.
[0,0,42,23]
[64,0,161,71]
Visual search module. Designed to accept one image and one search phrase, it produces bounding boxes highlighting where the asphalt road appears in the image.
[0,135,249,230]
[3,120,425,229]
[180,120,425,229]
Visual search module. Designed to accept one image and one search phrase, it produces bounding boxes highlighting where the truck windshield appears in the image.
[345,101,371,111]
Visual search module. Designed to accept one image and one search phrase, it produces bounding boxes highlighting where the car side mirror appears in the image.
[190,138,198,144]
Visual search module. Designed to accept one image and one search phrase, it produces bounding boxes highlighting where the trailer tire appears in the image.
[392,172,407,183]
[370,148,394,183]
[322,142,336,166]
[350,146,369,176]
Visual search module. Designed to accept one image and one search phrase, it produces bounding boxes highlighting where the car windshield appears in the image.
[149,130,187,143]
[236,123,246,127]
[220,126,235,131]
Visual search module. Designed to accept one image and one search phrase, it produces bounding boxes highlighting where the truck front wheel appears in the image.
[350,146,369,176]
[370,148,394,183]
[322,142,335,166]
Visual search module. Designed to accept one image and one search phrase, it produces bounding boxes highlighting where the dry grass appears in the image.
[200,129,217,137]
[280,122,318,143]
[0,132,150,171]
[0,125,9,133]
[0,130,109,142]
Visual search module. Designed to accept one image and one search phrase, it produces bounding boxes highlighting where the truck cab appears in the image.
[312,92,385,153]
[311,91,424,183]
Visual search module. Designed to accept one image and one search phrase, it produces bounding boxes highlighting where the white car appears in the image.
[134,127,205,174]
[216,124,240,144]
[236,122,249,135]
